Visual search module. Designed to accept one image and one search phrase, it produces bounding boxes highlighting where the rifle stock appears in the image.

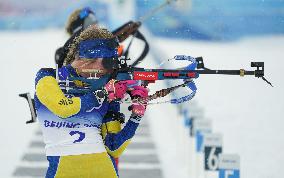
[112,21,141,42]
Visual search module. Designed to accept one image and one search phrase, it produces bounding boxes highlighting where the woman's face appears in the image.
[71,58,112,78]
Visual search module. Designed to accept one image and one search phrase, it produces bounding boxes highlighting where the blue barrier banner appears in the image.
[196,131,204,152]
[219,169,240,178]
[135,0,284,40]
[218,154,240,178]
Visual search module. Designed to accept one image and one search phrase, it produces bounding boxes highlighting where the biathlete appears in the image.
[55,7,125,168]
[35,25,148,178]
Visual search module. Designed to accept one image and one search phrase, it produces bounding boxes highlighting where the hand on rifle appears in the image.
[104,79,138,102]
[130,86,149,116]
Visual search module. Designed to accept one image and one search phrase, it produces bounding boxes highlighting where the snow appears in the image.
[0,29,283,178]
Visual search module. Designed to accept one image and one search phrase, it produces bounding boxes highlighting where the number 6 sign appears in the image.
[204,133,223,171]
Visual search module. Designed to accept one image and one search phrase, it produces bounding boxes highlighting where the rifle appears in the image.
[59,55,272,105]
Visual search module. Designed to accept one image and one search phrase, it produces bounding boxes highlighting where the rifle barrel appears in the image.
[129,68,256,76]
[197,70,255,76]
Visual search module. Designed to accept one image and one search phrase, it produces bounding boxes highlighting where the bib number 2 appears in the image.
[69,131,85,143]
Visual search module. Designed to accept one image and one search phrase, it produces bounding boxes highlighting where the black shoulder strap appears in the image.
[131,30,149,66]
[123,30,149,67]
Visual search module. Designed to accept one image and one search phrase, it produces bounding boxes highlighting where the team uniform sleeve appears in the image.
[35,68,103,119]
[103,114,141,158]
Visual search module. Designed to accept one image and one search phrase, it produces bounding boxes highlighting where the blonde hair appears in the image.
[64,25,114,65]
[65,9,82,35]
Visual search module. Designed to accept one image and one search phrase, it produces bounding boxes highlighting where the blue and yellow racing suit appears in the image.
[34,65,140,178]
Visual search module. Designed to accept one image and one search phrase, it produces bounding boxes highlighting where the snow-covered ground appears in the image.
[0,29,283,178]
[150,35,284,178]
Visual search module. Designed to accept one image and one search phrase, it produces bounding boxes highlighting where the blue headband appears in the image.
[78,39,119,59]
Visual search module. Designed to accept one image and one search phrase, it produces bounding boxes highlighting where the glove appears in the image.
[104,79,138,102]
[130,86,148,116]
